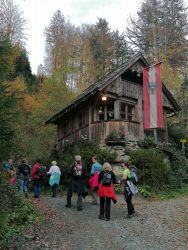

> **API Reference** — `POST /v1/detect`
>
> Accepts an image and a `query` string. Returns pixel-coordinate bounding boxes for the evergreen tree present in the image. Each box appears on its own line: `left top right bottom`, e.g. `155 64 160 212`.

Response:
44 10 66 74
126 0 188 66
88 18 114 78
111 30 129 66
14 48 37 85
160 0 188 66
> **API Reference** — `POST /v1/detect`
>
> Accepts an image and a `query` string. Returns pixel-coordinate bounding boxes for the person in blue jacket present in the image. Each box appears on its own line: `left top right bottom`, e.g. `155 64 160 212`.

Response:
89 156 102 205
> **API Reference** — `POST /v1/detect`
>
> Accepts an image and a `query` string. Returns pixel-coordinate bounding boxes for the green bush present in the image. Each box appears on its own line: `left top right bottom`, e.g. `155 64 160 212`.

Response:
166 147 188 188
138 185 152 197
127 139 188 194
106 131 127 141
168 124 188 157
0 174 38 249
137 137 157 148
128 148 170 190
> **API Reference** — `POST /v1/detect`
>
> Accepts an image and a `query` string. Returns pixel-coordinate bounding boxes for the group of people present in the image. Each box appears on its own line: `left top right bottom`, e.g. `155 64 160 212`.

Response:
3 155 138 220
31 160 61 198
64 155 138 220
3 159 61 198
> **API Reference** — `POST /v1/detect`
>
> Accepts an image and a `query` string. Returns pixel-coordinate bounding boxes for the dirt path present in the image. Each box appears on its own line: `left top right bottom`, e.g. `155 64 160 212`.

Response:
11 194 188 250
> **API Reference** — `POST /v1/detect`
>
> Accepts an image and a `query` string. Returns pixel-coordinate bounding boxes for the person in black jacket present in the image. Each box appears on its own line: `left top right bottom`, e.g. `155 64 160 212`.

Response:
17 159 31 197
65 155 87 211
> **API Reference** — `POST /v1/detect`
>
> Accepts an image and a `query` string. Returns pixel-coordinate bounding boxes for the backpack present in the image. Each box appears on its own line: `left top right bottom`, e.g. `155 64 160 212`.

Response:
102 171 112 186
126 180 138 195
73 162 83 177
38 165 46 179
129 166 138 185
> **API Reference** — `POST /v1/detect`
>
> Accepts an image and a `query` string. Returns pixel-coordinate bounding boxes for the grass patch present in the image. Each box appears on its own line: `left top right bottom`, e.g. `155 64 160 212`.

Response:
153 185 188 200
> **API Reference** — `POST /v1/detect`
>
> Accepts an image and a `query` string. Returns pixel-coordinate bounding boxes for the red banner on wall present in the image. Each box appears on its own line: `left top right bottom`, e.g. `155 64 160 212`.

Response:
143 63 164 129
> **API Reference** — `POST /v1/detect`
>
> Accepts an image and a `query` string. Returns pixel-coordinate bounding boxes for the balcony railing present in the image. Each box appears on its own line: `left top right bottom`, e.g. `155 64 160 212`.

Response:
57 120 142 147
91 120 141 142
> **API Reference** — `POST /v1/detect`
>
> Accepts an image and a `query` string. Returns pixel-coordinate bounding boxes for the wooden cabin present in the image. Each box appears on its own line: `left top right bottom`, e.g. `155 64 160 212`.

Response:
46 53 181 151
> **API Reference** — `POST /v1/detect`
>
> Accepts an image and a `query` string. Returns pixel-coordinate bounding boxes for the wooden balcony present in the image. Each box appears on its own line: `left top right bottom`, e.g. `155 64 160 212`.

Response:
57 120 142 149
91 120 142 142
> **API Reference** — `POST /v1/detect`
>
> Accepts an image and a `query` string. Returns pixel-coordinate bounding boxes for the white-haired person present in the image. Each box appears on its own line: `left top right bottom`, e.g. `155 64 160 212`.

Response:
98 162 117 221
47 161 61 197
65 155 87 211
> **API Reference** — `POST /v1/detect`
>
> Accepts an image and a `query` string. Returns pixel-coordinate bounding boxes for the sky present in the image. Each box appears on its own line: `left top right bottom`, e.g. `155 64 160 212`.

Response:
15 0 188 74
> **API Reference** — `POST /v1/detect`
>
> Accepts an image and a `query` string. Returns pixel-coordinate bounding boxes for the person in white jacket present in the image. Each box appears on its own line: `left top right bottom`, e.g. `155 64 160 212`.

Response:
47 161 61 197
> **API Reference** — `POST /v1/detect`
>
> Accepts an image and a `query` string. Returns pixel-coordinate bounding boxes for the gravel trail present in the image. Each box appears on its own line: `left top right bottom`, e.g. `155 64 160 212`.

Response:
11 194 188 250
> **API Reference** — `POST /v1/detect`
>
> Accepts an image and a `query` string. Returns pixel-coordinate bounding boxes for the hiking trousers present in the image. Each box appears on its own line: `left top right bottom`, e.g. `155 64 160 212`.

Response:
91 187 98 204
126 194 134 215
67 192 83 209
52 184 58 197
18 177 29 193
33 179 41 198
100 197 111 220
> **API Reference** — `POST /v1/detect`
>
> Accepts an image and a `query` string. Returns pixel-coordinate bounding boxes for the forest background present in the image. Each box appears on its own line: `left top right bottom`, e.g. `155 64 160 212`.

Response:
0 0 188 185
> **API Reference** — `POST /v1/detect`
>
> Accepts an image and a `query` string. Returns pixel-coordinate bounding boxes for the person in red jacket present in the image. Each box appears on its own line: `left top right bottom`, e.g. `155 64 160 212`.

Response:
32 160 42 198
98 162 117 221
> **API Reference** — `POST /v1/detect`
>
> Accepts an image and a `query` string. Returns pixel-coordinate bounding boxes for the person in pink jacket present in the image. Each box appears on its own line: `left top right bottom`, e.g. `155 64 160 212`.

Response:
89 156 102 205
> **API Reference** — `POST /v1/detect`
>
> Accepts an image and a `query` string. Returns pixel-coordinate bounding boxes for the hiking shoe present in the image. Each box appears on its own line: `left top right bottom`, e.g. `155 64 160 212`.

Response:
65 204 71 208
106 218 110 221
126 214 132 219
98 215 105 220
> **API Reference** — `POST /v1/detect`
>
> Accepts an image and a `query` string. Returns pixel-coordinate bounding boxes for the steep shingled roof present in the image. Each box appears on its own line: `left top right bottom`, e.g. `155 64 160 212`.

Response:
46 53 181 124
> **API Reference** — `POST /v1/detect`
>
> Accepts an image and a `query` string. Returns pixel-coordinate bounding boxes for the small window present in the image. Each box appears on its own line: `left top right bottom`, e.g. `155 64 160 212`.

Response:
107 102 114 120
97 101 114 121
120 103 126 119
128 105 134 121
98 106 105 120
